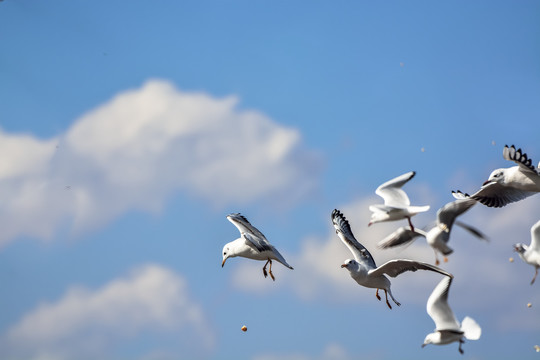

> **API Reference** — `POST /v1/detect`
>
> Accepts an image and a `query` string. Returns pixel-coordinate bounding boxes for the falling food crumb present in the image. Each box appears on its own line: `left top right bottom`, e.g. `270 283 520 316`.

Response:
421 147 425 152
509 257 514 262
527 303 532 308
241 325 247 332
491 140 496 146
535 345 540 352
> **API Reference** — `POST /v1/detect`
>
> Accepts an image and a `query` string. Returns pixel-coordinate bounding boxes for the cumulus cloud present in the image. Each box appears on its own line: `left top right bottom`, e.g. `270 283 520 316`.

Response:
0 264 214 360
0 80 321 247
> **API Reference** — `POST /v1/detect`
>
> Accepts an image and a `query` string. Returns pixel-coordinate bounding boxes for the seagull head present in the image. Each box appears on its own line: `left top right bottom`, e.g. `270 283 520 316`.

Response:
222 245 232 267
484 168 506 186
421 333 438 348
341 259 358 270
513 243 527 254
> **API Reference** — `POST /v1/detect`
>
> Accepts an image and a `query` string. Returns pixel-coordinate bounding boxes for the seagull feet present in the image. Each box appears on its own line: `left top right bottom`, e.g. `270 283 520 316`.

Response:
531 268 538 285
407 217 415 232
262 259 270 279
269 270 275 281
375 289 382 301
435 259 440 266
458 339 465 354
443 257 449 263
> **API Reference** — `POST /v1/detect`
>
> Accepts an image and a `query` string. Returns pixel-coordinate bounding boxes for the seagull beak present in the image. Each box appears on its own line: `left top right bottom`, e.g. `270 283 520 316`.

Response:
482 180 492 186
222 259 227 267
368 222 372 227
421 343 427 348
340 264 347 268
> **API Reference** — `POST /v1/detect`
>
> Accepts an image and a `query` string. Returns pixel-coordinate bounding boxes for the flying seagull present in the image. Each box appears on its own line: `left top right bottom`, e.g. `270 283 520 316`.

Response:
222 213 293 281
422 276 481 354
513 219 540 285
368 171 430 231
378 191 488 265
456 145 540 208
332 209 452 309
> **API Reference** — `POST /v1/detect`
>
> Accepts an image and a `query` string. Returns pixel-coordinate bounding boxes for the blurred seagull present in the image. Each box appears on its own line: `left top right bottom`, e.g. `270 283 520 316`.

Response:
332 209 452 309
422 276 481 354
368 171 430 231
456 145 540 208
222 213 293 281
378 191 488 265
513 219 540 285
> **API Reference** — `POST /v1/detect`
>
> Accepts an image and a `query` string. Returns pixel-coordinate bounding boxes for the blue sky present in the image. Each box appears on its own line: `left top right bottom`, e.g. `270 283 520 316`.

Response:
1 1 540 359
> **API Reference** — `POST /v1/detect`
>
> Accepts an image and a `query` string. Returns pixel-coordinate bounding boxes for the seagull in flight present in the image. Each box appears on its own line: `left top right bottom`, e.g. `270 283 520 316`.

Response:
422 276 481 354
456 145 540 208
513 219 540 285
368 171 430 231
332 209 452 309
222 213 293 281
378 191 488 265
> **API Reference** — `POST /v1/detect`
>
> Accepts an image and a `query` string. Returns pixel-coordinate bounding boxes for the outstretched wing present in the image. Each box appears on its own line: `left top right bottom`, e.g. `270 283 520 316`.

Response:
332 209 376 268
227 213 268 241
530 219 540 253
377 227 427 249
467 183 536 208
437 196 477 230
503 144 539 175
242 232 274 253
427 276 460 331
454 221 489 241
369 259 452 278
375 171 416 207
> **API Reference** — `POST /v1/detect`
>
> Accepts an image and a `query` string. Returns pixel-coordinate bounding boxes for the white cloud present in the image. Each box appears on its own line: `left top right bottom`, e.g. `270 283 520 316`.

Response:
0 79 322 247
0 264 214 360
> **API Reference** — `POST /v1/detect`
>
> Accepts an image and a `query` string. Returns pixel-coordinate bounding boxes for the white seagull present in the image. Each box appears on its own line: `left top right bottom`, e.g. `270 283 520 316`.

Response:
422 276 481 354
332 209 452 309
368 171 430 231
456 144 540 208
513 219 540 285
378 191 488 265
222 213 293 281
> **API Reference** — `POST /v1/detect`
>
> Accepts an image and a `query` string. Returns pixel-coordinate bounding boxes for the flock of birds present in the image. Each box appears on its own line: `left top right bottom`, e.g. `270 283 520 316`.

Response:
221 144 540 354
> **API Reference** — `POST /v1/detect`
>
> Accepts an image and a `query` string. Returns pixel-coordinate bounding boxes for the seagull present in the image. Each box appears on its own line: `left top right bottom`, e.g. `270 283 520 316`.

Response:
378 191 488 265
368 171 430 231
332 209 452 309
513 219 540 285
222 213 293 281
422 276 481 354
456 145 540 208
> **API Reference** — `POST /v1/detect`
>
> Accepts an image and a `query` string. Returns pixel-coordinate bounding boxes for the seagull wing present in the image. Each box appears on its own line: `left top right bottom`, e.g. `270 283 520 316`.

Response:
242 232 274 253
454 221 489 241
427 276 461 331
530 219 540 253
503 145 539 175
375 171 416 207
332 209 376 268
368 259 452 278
377 226 427 249
436 197 477 230
468 182 536 208
227 213 268 242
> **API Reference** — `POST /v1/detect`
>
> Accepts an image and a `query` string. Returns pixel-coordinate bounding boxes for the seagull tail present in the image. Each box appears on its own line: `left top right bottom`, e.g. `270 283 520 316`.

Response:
408 205 430 214
461 316 481 340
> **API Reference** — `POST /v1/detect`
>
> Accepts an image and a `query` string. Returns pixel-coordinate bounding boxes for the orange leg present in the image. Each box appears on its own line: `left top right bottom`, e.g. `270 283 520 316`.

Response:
384 290 392 309
375 289 382 301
